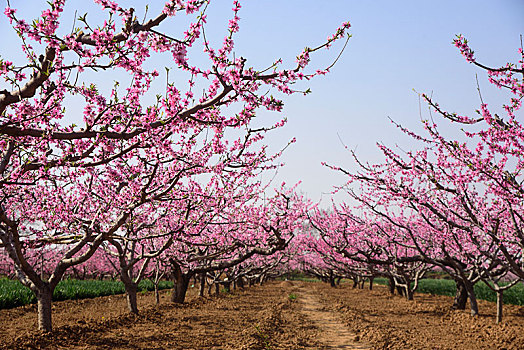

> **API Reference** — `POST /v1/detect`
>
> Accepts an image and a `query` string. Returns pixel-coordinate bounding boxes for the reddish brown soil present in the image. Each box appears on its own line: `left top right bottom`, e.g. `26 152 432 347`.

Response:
313 283 524 350
0 282 319 349
297 284 371 349
0 281 523 349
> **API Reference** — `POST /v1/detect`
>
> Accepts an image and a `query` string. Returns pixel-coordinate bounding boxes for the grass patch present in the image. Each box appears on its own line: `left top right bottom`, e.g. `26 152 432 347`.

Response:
0 278 173 309
279 273 319 283
374 278 524 306
288 293 297 301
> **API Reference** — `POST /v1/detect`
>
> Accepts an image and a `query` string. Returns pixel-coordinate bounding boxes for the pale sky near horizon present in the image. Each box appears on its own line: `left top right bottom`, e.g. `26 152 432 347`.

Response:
1 1 523 206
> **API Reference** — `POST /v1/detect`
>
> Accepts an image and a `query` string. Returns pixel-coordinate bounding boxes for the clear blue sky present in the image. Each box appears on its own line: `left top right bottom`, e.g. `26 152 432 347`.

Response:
2 1 523 205
231 1 524 204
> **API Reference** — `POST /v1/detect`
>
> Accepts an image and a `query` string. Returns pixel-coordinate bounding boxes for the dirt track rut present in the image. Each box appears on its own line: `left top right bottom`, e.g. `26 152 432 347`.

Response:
298 286 371 349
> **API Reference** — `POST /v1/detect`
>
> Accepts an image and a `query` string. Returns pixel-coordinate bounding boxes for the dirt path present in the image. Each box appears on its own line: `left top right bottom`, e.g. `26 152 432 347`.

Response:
297 286 371 349
1 281 523 349
313 283 524 350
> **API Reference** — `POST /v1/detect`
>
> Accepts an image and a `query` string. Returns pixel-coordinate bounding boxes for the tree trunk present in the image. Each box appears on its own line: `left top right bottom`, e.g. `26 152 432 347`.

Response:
36 287 53 332
171 274 189 303
388 276 395 295
215 282 220 295
171 275 189 303
154 285 160 305
199 274 206 297
330 277 336 288
124 283 139 314
396 285 404 296
169 259 190 304
452 280 467 310
496 290 503 324
352 278 358 289
336 277 342 285
468 293 479 317
463 280 479 316
406 287 414 301
369 277 374 291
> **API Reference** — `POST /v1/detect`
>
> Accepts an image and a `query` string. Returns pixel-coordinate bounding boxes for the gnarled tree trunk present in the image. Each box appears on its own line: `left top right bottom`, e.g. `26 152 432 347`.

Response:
452 279 467 310
387 276 395 295
406 287 414 301
463 279 479 316
170 260 191 304
237 276 245 289
396 285 405 296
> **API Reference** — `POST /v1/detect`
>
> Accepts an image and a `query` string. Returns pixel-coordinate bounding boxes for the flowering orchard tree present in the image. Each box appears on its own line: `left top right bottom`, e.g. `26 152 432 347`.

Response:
326 37 523 321
0 0 351 331
102 212 182 314
240 230 312 284
192 224 311 297
162 184 310 303
295 233 347 286
192 238 302 296
422 36 524 281
102 171 276 312
92 172 247 313
307 207 427 296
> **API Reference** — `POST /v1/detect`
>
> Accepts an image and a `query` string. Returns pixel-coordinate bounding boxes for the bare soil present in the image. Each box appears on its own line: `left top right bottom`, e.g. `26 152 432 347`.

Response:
297 285 371 349
313 282 524 350
0 281 523 349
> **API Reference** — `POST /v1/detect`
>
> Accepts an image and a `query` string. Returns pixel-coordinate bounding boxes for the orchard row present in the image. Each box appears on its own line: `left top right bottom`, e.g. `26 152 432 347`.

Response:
0 0 349 332
303 36 524 324
0 0 522 335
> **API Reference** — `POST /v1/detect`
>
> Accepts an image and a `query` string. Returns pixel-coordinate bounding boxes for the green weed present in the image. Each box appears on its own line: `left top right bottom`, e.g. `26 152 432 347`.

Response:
254 325 272 350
